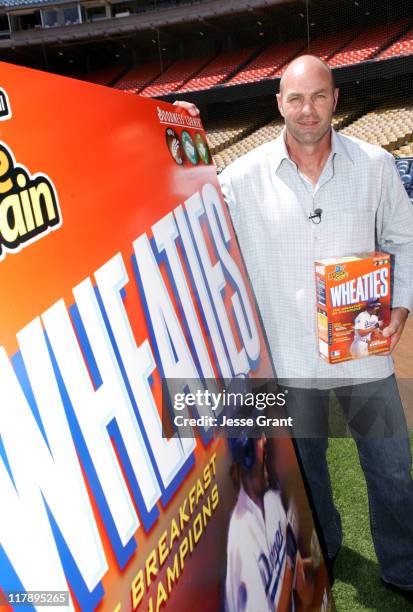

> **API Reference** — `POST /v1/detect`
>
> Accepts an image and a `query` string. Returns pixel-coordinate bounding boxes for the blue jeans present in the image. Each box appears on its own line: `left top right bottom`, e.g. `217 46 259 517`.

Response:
284 375 413 589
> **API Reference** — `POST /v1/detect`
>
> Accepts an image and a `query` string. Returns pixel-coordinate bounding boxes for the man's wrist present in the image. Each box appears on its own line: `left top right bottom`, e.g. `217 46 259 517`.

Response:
391 306 409 313
391 304 410 314
391 306 409 320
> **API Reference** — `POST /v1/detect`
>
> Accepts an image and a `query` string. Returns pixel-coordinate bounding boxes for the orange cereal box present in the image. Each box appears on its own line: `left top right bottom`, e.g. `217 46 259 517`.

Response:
314 252 391 363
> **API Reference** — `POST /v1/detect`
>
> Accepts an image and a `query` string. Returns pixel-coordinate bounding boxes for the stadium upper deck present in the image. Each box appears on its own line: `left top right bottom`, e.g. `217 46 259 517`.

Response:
100 20 413 98
0 0 289 45
0 0 412 107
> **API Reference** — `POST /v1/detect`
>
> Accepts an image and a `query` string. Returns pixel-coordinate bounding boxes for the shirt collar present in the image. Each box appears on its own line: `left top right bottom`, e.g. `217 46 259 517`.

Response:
269 127 354 172
331 128 354 164
269 128 290 171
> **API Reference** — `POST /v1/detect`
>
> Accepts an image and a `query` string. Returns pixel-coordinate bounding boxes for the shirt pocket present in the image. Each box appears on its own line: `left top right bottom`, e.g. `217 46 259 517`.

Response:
325 210 376 256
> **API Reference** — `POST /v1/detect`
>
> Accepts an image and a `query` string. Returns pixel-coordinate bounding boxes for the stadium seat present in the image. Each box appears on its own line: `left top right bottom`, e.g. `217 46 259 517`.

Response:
394 158 413 202
401 174 412 187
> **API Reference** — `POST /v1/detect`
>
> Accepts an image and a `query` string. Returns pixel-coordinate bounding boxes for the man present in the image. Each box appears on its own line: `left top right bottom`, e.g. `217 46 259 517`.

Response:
350 298 384 358
225 436 313 611
175 54 413 597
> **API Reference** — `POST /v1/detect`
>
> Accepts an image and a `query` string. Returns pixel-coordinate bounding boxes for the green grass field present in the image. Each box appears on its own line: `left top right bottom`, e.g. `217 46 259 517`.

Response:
327 437 413 612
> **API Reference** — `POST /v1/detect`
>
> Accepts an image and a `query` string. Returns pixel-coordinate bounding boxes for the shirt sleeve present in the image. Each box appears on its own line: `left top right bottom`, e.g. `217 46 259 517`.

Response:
376 154 413 313
218 170 238 213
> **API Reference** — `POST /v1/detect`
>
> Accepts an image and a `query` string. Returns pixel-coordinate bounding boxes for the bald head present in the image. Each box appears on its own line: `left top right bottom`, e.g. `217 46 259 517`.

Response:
279 55 334 95
276 54 338 147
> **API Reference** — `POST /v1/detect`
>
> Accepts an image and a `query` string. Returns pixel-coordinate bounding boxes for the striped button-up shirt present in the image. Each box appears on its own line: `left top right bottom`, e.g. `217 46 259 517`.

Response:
219 129 413 387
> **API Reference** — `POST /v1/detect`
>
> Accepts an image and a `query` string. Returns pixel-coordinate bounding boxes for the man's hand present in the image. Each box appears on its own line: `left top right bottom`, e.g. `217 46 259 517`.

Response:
173 100 200 117
382 307 409 352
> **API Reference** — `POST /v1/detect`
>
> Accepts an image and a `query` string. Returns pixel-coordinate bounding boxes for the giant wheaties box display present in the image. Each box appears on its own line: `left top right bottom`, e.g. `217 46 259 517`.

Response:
0 62 333 612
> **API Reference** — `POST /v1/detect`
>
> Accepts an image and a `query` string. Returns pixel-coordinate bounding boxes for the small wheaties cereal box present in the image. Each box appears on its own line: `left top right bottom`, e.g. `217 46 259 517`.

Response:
315 252 391 363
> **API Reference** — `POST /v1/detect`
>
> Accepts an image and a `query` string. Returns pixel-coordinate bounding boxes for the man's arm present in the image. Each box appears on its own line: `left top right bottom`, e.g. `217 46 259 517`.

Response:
353 313 377 337
376 155 413 351
357 326 378 337
354 317 382 337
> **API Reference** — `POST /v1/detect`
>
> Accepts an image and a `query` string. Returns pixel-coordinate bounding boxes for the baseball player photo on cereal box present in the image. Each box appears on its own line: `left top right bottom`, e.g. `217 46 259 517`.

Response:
224 436 332 612
315 252 391 364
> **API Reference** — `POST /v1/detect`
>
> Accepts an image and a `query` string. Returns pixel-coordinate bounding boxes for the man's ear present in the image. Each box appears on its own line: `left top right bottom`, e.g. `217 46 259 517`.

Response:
276 93 284 118
333 87 339 112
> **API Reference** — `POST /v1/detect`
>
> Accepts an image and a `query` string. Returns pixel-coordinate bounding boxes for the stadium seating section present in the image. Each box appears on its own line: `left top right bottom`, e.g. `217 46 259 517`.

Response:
178 48 257 92
340 102 413 151
114 60 173 93
205 105 413 195
227 39 305 86
305 31 355 62
377 25 413 60
139 55 214 97
327 20 409 67
83 65 125 86
85 18 413 94
207 108 362 171
211 120 284 172
78 20 413 197
394 158 413 202
394 142 413 156
205 116 268 155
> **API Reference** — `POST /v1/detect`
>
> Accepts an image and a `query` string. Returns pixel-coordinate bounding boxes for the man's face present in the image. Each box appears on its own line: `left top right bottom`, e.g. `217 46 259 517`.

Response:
277 62 338 146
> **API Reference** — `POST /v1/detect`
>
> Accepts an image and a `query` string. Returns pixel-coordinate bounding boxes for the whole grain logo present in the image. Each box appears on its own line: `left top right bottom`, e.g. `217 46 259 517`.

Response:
0 141 61 261
0 88 11 121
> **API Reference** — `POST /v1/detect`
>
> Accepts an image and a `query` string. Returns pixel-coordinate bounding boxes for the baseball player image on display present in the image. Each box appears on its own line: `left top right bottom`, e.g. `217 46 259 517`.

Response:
225 437 315 612
350 298 384 358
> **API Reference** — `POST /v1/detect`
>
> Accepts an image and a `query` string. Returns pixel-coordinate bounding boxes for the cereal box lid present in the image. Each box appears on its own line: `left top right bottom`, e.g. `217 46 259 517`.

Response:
315 251 389 266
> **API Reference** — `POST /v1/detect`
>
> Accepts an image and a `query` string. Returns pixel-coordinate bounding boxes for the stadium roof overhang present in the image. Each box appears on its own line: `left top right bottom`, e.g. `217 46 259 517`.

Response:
0 0 298 48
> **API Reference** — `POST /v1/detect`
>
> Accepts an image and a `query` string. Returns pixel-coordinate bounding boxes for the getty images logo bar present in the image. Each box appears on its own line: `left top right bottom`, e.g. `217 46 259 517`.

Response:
0 88 11 120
